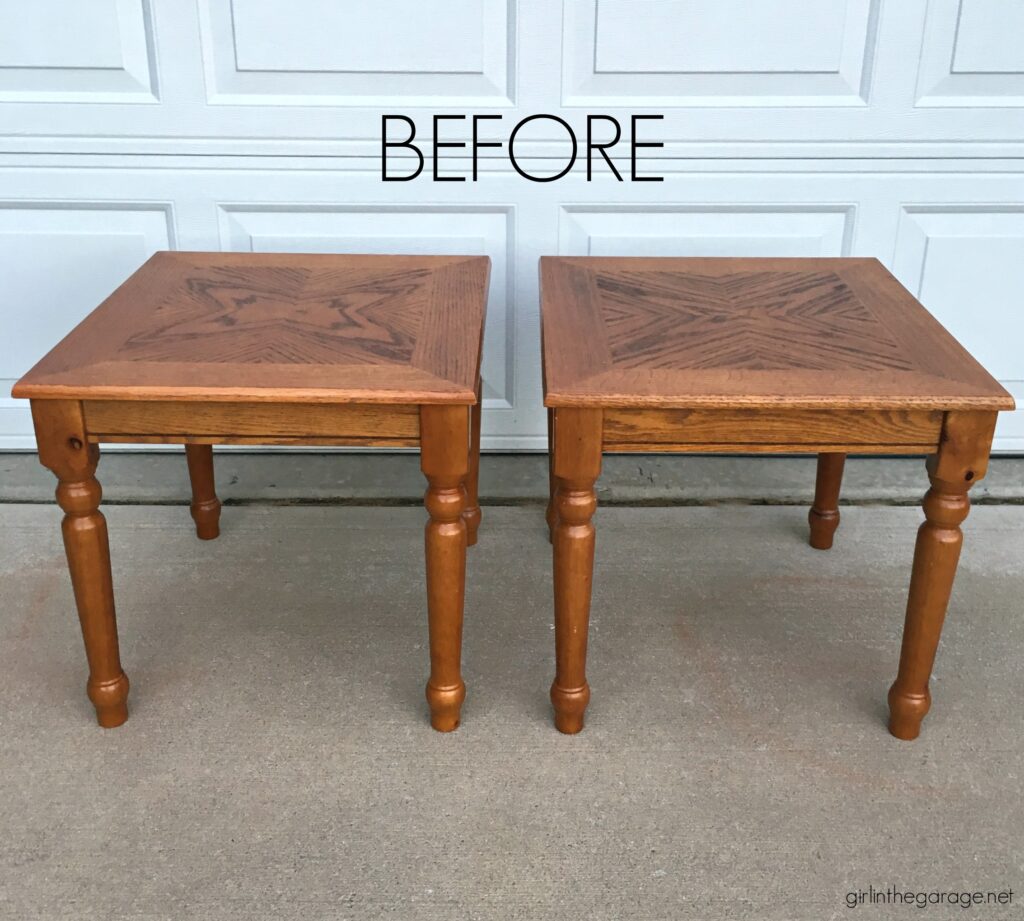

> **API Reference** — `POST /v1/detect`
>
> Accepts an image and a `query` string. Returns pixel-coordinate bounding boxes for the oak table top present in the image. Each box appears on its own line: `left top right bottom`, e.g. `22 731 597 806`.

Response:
14 251 489 733
14 251 490 405
540 256 1013 411
540 255 1012 742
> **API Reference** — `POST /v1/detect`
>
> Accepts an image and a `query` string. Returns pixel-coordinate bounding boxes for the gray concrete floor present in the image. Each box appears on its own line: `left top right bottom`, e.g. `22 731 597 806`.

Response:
1 501 1021 919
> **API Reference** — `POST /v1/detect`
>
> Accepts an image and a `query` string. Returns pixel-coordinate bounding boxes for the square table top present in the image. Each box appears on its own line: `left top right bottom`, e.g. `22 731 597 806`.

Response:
13 251 490 405
540 256 1013 411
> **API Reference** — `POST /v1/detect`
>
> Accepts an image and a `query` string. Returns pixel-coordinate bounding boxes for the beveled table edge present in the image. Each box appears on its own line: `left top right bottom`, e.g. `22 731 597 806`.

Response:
543 393 1016 411
12 383 478 405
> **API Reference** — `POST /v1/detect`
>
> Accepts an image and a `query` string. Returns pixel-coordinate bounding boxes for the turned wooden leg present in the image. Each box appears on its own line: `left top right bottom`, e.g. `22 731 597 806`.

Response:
463 378 482 547
888 412 996 741
808 452 846 550
550 408 602 733
31 400 129 728
420 404 470 732
545 407 558 542
185 444 221 540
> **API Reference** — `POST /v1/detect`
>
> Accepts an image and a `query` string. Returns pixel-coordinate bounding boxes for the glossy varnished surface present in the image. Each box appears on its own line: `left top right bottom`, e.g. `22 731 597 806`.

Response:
13 252 490 404
541 257 1013 410
15 252 488 732
541 255 1010 740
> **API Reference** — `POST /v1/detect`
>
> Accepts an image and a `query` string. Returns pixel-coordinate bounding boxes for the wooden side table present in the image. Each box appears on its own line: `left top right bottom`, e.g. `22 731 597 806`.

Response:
540 256 1014 740
12 251 490 732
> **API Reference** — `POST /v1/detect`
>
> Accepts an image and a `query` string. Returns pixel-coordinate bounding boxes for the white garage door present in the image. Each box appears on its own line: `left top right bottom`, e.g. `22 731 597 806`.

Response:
1 0 1021 450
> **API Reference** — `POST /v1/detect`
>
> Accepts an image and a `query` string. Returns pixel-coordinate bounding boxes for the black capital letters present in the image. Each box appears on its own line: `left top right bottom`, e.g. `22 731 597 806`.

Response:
471 114 503 181
509 114 578 183
381 115 424 181
631 115 664 182
433 115 467 182
586 115 623 181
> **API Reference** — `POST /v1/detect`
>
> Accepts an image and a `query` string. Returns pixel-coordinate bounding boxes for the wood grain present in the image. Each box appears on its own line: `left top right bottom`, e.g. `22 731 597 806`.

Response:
16 254 489 731
463 376 483 546
596 267 913 372
888 411 997 740
540 256 1011 740
545 406 558 541
90 434 419 447
541 257 1014 411
420 404 470 733
603 408 943 450
84 400 420 442
31 400 130 728
550 407 602 735
13 251 490 405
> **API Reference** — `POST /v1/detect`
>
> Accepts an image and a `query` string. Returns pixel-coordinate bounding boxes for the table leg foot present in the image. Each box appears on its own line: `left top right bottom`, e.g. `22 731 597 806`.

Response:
89 674 131 728
550 683 590 734
887 480 968 741
425 681 466 732
887 686 929 741
887 412 994 741
32 400 131 728
550 409 601 733
421 405 470 732
808 452 845 550
185 444 221 540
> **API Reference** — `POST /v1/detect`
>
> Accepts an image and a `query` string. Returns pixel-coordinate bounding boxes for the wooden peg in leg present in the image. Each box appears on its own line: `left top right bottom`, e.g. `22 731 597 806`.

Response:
888 412 996 740
32 400 129 728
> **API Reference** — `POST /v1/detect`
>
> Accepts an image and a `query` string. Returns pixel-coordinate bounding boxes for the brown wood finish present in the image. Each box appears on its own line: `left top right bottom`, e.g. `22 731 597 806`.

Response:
30 400 130 727
808 453 846 550
540 256 1013 739
463 376 483 546
13 252 489 404
603 441 928 455
420 404 470 732
550 407 602 734
542 257 1014 411
603 408 942 452
14 252 490 730
185 444 221 541
545 407 558 542
92 434 413 447
84 400 420 444
888 411 997 740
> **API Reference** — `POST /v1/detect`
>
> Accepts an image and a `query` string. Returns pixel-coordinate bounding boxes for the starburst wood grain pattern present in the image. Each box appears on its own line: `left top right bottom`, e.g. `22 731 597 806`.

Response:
14 252 489 733
13 251 490 404
541 257 1013 410
541 255 1012 740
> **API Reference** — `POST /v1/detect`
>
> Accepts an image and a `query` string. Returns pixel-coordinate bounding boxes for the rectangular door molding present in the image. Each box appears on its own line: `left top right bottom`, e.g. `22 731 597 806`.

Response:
563 0 881 106
0 0 1023 149
0 1 1021 452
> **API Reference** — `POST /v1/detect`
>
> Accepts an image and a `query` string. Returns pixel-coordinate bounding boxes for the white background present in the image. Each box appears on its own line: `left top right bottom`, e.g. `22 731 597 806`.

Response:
1 0 1021 450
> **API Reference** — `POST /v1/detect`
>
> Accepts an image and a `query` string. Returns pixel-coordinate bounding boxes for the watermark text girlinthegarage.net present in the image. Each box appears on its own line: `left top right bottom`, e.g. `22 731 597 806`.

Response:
845 885 1013 910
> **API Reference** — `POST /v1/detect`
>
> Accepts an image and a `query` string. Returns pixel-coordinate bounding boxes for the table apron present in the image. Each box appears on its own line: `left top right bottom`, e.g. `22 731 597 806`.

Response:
82 400 421 447
602 408 944 454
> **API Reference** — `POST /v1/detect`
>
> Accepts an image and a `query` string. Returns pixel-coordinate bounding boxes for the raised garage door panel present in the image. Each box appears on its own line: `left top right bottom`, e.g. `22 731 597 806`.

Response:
0 0 157 103
200 0 512 105
0 0 1020 450
917 0 1024 105
574 0 876 105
